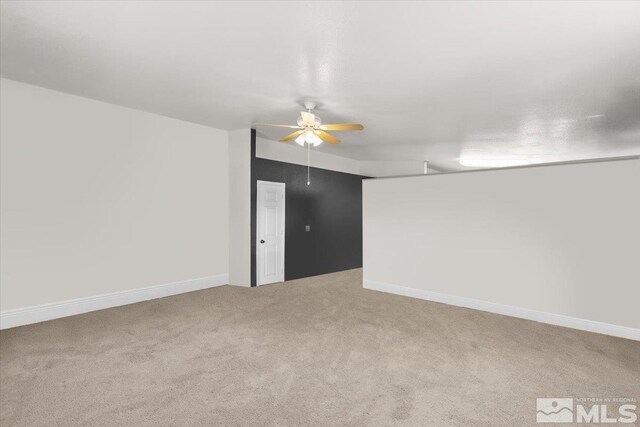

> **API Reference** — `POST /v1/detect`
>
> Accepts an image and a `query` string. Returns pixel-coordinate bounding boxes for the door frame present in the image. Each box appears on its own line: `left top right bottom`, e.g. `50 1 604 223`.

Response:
256 180 286 286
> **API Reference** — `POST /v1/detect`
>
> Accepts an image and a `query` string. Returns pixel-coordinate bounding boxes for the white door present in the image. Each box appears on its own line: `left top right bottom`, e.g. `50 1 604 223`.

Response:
257 181 285 286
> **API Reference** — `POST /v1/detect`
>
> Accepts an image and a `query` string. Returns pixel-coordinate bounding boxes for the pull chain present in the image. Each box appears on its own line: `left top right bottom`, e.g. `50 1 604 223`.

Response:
307 142 310 186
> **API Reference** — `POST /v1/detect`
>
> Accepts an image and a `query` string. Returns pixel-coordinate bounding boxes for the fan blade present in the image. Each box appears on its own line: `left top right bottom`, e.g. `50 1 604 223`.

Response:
254 123 302 129
280 130 304 142
319 123 364 131
314 130 340 144
300 111 315 125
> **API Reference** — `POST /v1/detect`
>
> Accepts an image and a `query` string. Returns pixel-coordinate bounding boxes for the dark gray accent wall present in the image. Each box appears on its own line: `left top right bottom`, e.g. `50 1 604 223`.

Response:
250 131 363 285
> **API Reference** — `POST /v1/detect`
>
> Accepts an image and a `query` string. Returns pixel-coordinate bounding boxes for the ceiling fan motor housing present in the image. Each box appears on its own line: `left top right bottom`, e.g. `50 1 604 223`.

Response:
297 114 321 128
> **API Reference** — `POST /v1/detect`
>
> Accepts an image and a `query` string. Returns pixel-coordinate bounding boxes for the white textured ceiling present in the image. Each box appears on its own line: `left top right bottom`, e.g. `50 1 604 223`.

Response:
1 1 639 171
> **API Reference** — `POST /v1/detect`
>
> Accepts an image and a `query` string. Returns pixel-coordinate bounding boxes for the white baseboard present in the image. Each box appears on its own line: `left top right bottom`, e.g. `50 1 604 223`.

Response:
0 274 229 330
363 279 640 341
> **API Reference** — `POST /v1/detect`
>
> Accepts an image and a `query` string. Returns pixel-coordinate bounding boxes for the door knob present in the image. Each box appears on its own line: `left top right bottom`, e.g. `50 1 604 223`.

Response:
260 240 265 243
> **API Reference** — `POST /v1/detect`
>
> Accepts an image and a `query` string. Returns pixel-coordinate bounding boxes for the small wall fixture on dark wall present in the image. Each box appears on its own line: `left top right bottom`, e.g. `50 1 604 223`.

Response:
250 130 364 286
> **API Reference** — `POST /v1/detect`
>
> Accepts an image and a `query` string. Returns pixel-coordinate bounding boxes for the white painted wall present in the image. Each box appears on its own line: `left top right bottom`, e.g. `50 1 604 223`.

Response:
363 159 640 333
256 136 440 177
360 160 433 178
228 129 251 286
256 136 362 175
0 78 229 312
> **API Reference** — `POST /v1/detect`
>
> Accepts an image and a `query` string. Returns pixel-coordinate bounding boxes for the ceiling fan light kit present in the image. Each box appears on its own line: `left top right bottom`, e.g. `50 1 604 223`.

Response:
295 129 323 146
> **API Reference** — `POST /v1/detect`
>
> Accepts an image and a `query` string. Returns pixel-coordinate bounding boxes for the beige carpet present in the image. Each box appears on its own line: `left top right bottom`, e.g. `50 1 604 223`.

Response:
1 269 638 426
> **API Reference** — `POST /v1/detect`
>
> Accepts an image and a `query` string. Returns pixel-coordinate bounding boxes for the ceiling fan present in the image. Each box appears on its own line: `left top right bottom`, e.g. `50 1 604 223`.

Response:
255 102 364 146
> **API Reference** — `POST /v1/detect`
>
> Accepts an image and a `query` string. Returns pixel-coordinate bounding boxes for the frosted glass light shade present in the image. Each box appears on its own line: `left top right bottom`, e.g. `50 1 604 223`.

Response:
294 130 323 146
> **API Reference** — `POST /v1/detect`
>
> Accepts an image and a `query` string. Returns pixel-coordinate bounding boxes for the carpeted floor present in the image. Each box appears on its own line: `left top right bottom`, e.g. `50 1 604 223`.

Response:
1 269 638 426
